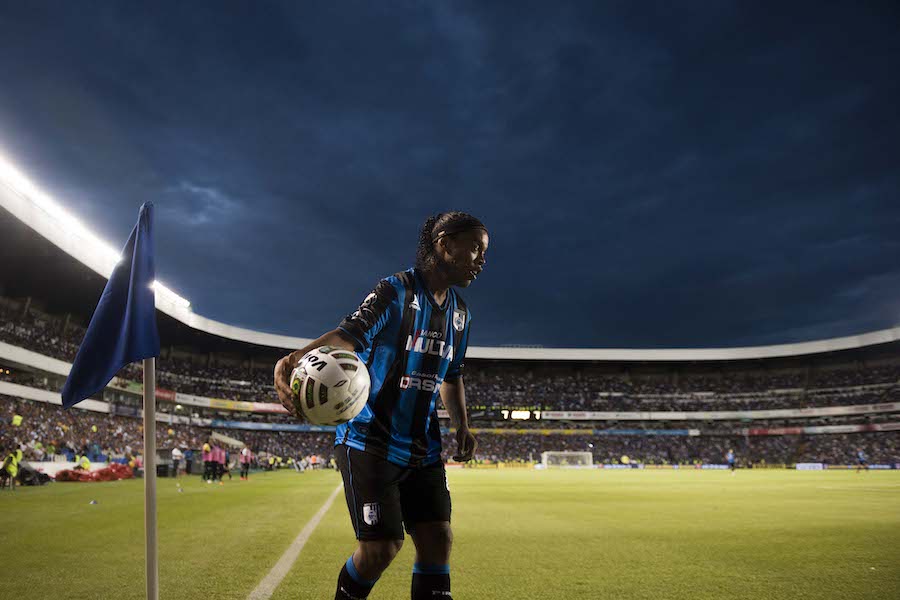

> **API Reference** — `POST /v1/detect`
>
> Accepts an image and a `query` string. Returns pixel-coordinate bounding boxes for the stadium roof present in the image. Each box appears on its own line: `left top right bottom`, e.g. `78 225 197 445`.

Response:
2 151 898 362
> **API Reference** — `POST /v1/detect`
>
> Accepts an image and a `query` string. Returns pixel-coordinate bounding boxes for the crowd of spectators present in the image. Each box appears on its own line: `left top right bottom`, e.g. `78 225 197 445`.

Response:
446 430 900 465
4 395 898 469
469 412 899 431
0 394 201 462
797 432 900 464
0 396 332 465
3 298 900 414
3 297 900 468
0 302 82 364
463 367 900 412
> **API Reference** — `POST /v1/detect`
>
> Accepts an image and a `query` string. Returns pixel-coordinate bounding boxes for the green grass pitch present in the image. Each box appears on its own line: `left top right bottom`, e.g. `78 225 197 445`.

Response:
1 468 898 599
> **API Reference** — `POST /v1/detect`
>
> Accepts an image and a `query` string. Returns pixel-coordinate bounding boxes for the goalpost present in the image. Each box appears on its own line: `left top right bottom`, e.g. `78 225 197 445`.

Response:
540 451 594 468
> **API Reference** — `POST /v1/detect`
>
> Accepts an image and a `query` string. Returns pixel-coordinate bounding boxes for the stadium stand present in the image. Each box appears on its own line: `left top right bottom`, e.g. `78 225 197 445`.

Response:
1 197 899 472
4 390 898 467
2 300 899 467
2 296 899 412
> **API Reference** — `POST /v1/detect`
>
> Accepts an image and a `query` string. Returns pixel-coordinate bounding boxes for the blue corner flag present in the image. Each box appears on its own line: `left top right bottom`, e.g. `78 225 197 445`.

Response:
61 202 161 408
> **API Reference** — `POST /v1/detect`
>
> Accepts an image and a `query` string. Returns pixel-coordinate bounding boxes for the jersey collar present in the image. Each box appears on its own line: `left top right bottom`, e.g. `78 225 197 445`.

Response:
412 268 451 312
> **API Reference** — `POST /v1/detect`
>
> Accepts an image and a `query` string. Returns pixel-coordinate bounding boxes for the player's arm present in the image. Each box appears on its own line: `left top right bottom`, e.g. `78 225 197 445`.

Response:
441 377 476 462
274 329 356 414
275 278 397 414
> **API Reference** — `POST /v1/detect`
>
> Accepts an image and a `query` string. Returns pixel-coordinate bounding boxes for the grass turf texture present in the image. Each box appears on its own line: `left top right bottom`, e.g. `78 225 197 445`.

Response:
1 469 898 599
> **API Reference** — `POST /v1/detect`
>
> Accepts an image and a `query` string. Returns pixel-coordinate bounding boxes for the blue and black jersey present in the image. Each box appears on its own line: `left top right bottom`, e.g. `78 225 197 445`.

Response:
335 268 470 468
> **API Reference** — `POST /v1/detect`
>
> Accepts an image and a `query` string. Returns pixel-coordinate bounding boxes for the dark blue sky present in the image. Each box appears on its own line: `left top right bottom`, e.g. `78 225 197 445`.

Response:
1 2 898 348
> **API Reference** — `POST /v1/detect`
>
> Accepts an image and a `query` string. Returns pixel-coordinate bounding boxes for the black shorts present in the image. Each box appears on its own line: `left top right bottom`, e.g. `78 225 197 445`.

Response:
335 444 451 541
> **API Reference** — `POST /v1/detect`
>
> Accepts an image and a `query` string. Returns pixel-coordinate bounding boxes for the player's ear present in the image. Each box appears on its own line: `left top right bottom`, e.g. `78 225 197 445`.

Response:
436 236 453 259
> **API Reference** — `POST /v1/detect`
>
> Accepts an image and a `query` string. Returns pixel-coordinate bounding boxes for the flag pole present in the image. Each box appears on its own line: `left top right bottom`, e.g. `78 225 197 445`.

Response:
143 357 159 600
58 201 160 598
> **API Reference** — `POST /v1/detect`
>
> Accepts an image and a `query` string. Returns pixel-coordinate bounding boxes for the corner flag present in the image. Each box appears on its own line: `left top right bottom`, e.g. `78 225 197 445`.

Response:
61 202 160 408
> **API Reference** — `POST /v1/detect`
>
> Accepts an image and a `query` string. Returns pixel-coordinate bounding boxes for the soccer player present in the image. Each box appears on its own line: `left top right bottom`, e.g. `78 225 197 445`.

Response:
202 439 213 483
240 445 252 480
855 447 868 473
172 446 183 478
726 449 735 474
184 447 194 476
275 212 487 600
213 442 226 484
1 448 19 491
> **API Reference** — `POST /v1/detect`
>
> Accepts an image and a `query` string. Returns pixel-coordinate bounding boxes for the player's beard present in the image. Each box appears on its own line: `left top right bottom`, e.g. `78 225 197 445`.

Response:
435 254 473 287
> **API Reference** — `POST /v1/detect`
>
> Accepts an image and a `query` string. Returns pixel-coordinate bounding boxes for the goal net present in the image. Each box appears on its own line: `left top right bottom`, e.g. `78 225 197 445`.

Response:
540 451 593 468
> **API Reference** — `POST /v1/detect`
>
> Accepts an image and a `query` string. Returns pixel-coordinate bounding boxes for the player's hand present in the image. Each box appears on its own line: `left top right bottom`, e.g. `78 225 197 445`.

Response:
274 355 301 419
452 426 476 462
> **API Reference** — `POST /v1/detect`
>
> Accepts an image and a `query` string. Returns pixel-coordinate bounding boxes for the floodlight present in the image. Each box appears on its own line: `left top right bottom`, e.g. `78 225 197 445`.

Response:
0 147 191 311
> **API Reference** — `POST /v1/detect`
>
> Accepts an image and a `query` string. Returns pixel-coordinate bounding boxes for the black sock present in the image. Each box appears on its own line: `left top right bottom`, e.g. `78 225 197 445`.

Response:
335 557 376 600
411 564 451 599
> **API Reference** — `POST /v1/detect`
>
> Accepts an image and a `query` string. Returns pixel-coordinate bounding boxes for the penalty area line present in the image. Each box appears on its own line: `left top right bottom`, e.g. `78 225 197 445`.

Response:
247 482 344 600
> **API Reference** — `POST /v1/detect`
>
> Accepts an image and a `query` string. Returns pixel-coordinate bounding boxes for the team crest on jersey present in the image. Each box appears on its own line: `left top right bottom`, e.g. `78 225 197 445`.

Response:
363 502 380 526
453 308 466 332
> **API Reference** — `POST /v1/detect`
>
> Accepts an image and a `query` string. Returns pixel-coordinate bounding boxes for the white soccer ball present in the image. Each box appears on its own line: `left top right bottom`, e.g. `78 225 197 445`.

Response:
289 346 370 425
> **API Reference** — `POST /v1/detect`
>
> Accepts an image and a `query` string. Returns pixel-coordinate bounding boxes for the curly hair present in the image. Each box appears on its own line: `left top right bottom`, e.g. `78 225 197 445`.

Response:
415 211 486 272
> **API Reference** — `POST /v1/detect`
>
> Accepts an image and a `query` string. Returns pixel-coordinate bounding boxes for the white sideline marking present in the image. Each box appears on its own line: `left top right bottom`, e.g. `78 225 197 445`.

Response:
247 483 344 600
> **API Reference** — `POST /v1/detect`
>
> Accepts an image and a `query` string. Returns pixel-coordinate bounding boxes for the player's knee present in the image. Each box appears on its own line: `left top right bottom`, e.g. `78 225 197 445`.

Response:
416 522 453 562
384 538 404 559
434 523 453 553
359 539 403 572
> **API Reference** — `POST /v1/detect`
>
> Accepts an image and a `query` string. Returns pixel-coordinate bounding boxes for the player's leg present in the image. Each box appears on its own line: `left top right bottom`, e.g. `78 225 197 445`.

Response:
334 445 406 600
409 522 453 599
401 461 453 600
342 539 403 591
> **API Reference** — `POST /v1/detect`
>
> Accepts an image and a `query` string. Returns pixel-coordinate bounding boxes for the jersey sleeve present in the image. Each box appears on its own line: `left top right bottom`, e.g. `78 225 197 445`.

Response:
337 279 399 352
446 308 470 381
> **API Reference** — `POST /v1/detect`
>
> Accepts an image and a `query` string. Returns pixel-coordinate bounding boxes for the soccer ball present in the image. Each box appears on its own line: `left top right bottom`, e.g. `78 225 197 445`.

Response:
289 346 370 425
